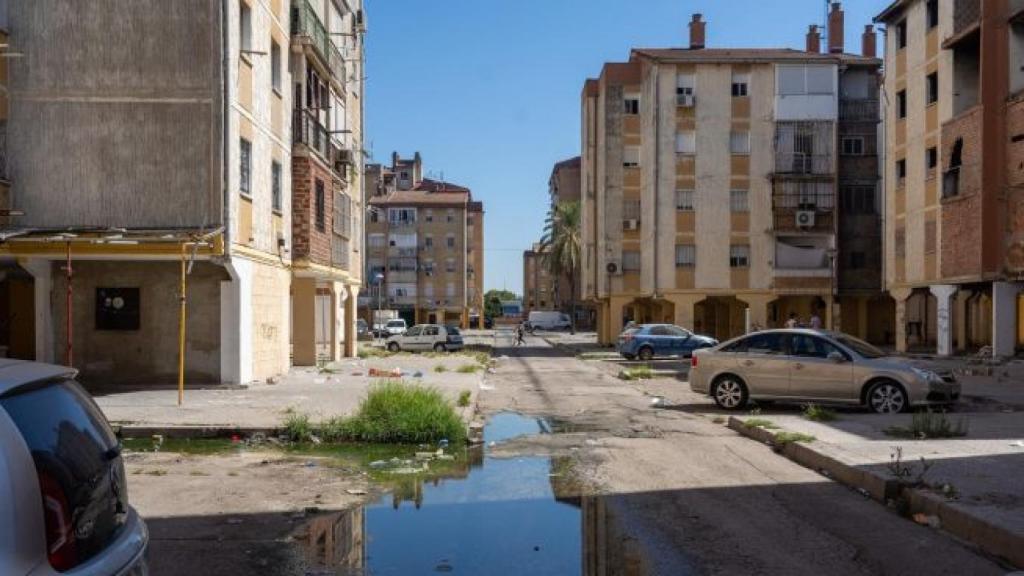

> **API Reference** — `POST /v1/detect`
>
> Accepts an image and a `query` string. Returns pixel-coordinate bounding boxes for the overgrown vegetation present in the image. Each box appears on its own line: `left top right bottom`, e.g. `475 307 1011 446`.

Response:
456 364 482 374
434 364 447 373
802 403 838 422
618 366 654 381
457 390 472 407
884 411 968 440
743 418 780 430
280 381 466 445
773 431 816 445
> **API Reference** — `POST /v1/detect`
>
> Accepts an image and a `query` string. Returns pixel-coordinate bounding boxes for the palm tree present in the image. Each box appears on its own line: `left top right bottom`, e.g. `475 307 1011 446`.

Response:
539 200 582 334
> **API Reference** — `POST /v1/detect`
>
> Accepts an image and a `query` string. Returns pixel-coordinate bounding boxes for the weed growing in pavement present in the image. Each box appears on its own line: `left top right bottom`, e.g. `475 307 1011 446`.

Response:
773 432 816 446
619 366 654 381
319 416 348 442
743 418 780 430
887 446 934 486
283 411 314 442
748 406 763 416
456 364 482 374
434 364 448 373
342 381 466 444
146 469 168 476
884 411 968 439
711 416 726 424
802 403 838 422
457 390 472 407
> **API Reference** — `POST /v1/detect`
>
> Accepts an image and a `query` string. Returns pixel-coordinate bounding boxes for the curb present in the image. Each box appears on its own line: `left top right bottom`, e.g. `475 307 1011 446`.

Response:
728 416 1024 568
115 425 280 439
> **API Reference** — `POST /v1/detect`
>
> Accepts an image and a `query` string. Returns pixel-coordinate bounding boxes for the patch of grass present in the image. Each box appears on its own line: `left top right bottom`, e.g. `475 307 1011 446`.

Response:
318 416 348 443
341 381 466 444
711 416 726 424
619 366 654 381
146 469 168 476
470 351 492 366
358 345 392 359
743 418 780 430
189 470 209 477
802 403 838 422
227 471 239 477
283 411 314 442
774 432 816 445
884 411 968 440
457 390 472 407
434 364 448 373
456 364 481 374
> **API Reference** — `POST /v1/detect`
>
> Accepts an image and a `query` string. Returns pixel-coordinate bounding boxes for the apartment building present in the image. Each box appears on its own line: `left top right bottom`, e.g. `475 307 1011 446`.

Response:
523 243 557 313
0 0 364 385
364 153 484 327
875 0 1024 357
581 6 888 345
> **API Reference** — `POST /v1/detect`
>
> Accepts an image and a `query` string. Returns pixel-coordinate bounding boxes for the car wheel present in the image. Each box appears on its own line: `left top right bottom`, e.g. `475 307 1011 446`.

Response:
867 380 908 414
387 342 400 353
621 353 636 361
433 343 446 353
712 376 748 410
637 347 654 361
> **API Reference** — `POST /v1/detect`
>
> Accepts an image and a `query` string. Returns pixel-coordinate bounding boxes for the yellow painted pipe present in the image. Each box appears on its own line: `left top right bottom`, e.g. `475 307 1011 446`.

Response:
177 243 187 406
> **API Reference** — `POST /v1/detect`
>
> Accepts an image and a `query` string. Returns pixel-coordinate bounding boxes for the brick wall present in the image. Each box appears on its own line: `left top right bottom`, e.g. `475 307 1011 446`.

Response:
1007 98 1024 272
940 107 984 279
292 155 334 265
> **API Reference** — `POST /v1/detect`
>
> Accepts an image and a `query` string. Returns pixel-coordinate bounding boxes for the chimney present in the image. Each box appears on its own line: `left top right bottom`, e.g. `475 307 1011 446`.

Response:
806 25 821 53
827 2 844 54
862 24 877 58
688 14 705 50
391 151 399 169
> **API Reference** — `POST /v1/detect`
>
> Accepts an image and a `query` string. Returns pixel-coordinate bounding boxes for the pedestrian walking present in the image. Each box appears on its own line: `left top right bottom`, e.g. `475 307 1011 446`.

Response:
809 311 822 330
784 312 799 329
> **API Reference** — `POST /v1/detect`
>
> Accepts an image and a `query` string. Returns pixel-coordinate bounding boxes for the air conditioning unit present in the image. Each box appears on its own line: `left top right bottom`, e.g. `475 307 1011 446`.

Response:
677 94 696 107
796 210 816 228
605 261 622 275
623 219 639 231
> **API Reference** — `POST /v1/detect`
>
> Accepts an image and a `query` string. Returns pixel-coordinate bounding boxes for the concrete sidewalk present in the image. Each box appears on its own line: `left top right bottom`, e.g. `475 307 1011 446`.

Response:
95 352 489 433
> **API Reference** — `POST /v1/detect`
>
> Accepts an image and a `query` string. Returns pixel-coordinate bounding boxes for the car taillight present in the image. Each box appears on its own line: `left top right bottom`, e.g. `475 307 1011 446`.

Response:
691 355 698 368
622 333 634 342
38 472 78 571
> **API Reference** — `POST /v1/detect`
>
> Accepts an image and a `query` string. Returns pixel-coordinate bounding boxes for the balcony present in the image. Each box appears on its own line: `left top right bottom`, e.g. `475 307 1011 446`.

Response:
953 0 980 37
290 0 346 83
331 235 350 270
293 108 331 161
388 246 417 258
387 270 417 284
773 153 834 176
0 123 7 182
942 167 960 199
838 99 879 122
773 209 834 233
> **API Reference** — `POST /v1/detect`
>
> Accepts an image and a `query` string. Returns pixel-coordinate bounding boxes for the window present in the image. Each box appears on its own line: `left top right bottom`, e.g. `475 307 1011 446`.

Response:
423 261 435 275
271 40 281 91
841 186 876 215
271 161 282 211
729 245 750 268
425 209 433 223
778 65 834 95
896 19 907 49
675 189 694 211
622 250 641 272
675 244 695 267
622 199 641 220
446 209 454 223
926 147 938 176
314 179 326 231
927 0 938 29
446 282 456 297
790 334 844 359
425 235 434 248
445 258 455 273
388 207 417 224
676 74 695 104
730 190 749 212
239 138 251 195
623 146 640 167
240 1 252 53
896 90 907 119
731 73 749 97
926 72 938 105
446 235 455 249
896 159 907 183
368 233 385 248
405 326 423 338
675 131 696 154
729 131 750 155
841 136 864 155
925 219 937 254
849 251 866 269
724 332 785 355
624 96 640 115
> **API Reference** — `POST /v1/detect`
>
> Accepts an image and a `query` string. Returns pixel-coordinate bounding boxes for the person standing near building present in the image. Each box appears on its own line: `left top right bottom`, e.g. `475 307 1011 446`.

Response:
785 313 799 329
809 311 822 330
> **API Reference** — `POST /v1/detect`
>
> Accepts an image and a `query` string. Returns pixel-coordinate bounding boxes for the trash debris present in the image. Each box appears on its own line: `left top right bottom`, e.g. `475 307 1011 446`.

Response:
438 439 450 448
351 371 364 376
650 396 665 406
310 435 322 445
304 461 317 468
912 513 941 528
369 460 387 468
231 434 241 444
266 376 279 385
413 371 424 378
346 489 367 495
1010 440 1024 448
856 488 870 498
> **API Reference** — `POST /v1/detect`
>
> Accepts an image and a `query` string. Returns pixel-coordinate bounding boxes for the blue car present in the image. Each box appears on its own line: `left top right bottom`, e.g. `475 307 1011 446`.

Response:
617 324 718 361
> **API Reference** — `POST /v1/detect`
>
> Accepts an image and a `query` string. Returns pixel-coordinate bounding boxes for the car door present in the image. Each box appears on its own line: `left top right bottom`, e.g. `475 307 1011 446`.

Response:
666 326 692 357
728 332 791 397
422 325 441 349
649 326 673 356
788 334 855 401
402 325 423 350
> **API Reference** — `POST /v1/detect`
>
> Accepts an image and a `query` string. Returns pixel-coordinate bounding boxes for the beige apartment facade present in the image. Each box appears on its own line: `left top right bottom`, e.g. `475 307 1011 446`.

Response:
583 9 887 345
364 153 484 328
876 0 1024 356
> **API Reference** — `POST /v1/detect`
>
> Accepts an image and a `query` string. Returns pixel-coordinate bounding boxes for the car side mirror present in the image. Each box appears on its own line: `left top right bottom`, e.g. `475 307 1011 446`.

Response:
827 351 846 363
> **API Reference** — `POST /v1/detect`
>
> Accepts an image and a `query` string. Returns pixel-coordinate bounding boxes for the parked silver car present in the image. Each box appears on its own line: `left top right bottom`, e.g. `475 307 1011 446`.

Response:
0 360 148 575
386 324 464 353
690 329 960 414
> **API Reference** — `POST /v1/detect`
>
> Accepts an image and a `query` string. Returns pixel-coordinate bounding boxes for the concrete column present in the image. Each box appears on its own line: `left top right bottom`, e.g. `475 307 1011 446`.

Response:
929 284 957 357
954 290 972 352
292 277 317 366
607 297 630 345
891 287 912 354
18 258 55 364
344 285 359 357
736 294 772 333
993 282 1022 358
221 259 254 384
330 282 344 362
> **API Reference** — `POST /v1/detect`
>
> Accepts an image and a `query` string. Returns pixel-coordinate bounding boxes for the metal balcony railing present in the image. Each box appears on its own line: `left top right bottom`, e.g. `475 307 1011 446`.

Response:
774 153 834 175
838 99 879 122
773 209 835 233
293 109 331 161
953 0 981 36
291 0 346 82
331 235 350 270
0 124 7 182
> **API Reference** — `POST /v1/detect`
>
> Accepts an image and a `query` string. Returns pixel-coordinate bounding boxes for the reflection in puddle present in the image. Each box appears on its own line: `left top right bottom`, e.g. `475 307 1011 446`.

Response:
297 413 644 575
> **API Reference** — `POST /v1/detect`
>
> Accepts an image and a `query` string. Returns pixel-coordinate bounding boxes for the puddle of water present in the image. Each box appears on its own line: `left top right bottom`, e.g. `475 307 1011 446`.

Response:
483 412 546 444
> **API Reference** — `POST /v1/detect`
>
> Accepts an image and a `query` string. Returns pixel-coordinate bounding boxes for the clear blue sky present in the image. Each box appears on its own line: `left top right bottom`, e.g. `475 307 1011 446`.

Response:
364 0 885 295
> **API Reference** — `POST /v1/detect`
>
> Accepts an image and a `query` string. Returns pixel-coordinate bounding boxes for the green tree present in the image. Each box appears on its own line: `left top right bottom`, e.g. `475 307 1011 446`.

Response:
540 200 582 334
484 289 517 319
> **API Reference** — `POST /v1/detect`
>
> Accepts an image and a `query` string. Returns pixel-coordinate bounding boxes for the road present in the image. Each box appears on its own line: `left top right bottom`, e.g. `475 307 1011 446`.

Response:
482 331 1008 575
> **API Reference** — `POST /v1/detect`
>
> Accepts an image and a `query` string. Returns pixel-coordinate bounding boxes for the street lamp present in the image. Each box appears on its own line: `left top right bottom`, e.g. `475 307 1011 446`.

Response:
374 272 385 344
826 247 837 330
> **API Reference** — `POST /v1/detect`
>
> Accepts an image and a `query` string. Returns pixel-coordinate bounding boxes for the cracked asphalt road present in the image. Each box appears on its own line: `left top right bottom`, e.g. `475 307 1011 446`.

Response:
481 331 1008 575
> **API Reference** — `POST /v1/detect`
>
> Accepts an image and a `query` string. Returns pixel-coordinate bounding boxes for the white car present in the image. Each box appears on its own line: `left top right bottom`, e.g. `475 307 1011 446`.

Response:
384 318 408 336
527 310 571 331
387 324 464 353
1 360 149 575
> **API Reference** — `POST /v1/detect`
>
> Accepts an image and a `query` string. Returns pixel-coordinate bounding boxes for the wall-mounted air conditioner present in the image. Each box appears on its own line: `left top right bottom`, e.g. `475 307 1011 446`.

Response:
796 210 816 228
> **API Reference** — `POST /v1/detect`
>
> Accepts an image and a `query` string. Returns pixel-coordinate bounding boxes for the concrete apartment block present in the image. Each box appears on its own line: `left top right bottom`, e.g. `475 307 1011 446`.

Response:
875 0 1024 357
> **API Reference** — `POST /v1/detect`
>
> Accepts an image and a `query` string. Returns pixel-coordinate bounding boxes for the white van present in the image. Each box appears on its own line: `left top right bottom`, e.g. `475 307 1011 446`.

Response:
528 311 571 331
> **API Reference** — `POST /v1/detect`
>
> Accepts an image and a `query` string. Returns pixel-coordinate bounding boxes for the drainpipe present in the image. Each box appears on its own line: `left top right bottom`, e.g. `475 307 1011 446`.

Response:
221 0 232 254
178 242 188 406
650 60 660 302
65 242 72 367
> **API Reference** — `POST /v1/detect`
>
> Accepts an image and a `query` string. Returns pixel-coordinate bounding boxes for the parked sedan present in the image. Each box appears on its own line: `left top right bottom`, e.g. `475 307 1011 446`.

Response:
617 324 718 361
1 360 149 575
386 324 464 353
690 329 960 414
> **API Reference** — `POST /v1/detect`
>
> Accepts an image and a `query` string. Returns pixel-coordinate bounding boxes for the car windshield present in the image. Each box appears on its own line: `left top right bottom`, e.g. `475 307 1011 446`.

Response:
447 327 461 336
387 320 404 327
834 334 887 359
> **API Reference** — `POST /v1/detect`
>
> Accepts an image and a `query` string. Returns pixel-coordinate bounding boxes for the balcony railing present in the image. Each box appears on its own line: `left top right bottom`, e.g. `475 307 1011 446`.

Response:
839 99 879 122
0 123 7 182
293 108 332 161
953 0 981 36
774 153 834 175
773 209 835 233
388 246 417 258
291 0 346 82
331 235 350 270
